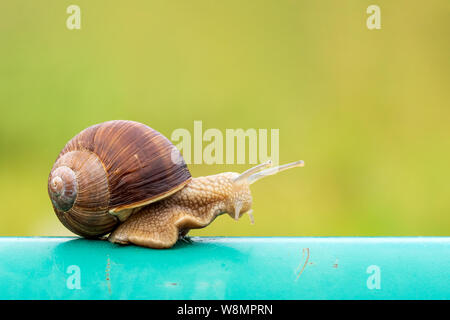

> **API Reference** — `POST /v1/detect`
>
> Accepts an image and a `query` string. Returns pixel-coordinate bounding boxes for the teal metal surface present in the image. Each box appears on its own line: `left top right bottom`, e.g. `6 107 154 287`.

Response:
0 237 448 300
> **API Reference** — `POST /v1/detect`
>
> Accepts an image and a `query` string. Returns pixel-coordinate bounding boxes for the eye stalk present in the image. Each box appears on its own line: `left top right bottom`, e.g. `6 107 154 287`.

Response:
248 160 304 184
230 159 304 224
233 160 273 184
233 160 304 185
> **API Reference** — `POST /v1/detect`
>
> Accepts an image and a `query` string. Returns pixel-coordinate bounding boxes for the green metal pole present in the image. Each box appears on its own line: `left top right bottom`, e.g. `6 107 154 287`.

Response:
0 237 448 299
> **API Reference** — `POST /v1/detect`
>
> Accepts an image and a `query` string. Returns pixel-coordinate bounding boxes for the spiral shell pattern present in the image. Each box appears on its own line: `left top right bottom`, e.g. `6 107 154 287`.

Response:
48 120 191 237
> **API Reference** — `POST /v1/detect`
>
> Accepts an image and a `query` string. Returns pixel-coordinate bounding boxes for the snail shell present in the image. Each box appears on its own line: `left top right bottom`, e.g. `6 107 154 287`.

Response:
48 120 192 237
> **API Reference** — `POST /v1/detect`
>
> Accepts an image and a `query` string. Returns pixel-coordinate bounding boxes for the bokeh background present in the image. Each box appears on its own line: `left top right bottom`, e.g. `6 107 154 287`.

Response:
1 1 449 237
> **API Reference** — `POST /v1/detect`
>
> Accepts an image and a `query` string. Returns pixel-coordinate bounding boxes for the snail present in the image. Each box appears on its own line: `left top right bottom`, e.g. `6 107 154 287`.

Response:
48 120 304 249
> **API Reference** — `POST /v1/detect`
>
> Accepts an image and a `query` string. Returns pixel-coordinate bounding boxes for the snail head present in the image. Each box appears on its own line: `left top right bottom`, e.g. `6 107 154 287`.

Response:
227 159 304 224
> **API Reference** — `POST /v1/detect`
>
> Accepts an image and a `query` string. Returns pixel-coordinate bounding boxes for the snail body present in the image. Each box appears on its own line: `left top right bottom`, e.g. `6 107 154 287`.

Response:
48 120 303 248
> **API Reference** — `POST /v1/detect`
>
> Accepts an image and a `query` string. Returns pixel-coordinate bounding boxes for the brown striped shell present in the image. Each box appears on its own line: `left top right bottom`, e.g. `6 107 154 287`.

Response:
48 120 192 237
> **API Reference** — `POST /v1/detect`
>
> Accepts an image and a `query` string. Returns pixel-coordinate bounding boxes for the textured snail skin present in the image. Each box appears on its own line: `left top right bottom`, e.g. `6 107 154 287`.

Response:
108 172 253 249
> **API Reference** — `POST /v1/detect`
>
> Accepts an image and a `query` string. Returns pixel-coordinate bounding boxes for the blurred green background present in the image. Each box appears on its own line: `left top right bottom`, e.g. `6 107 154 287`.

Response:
0 1 449 237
